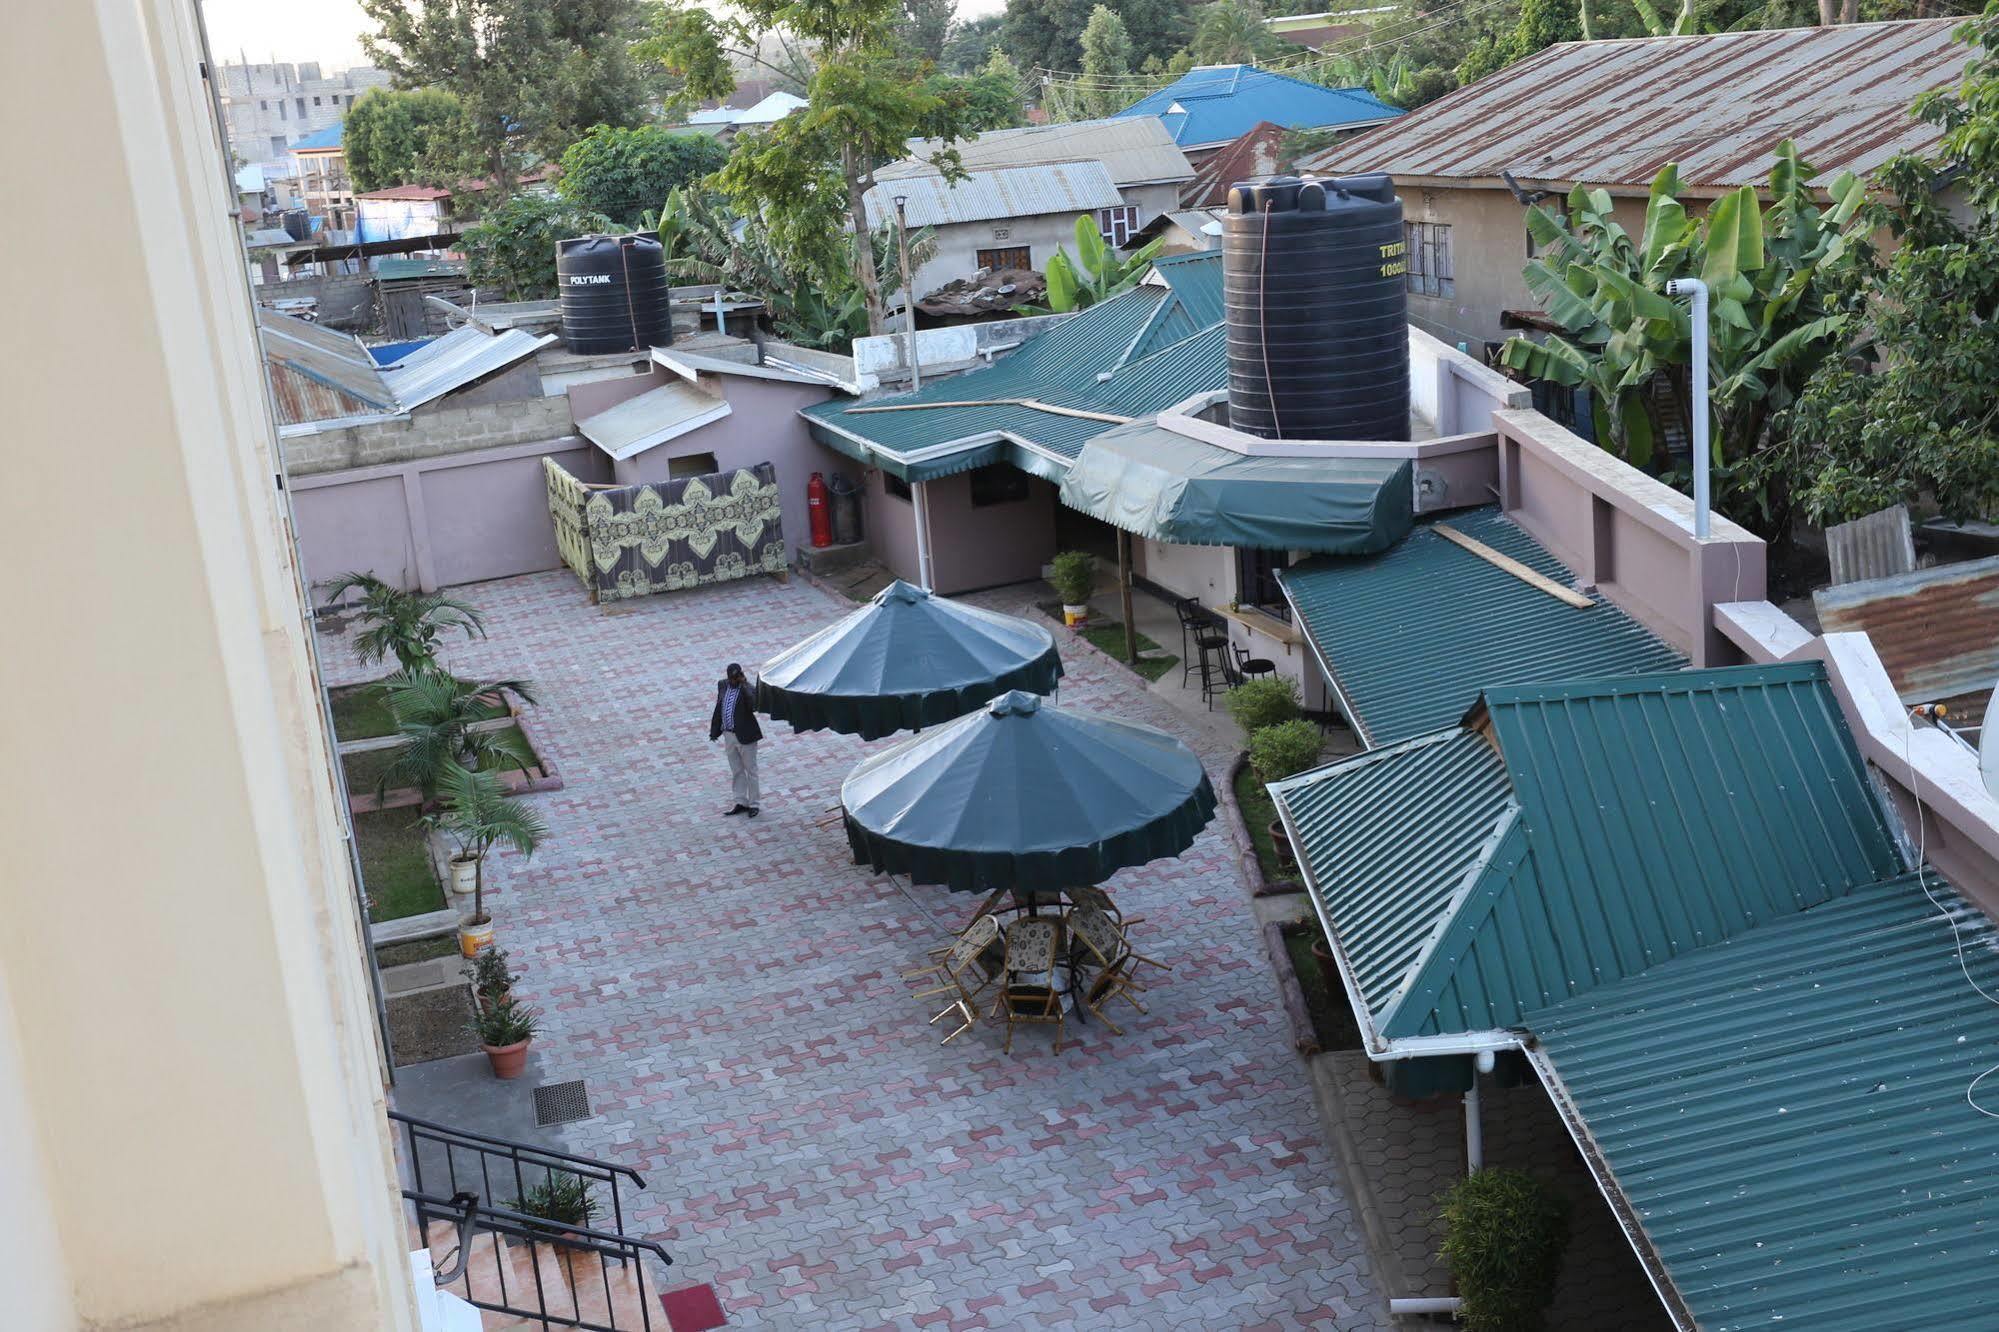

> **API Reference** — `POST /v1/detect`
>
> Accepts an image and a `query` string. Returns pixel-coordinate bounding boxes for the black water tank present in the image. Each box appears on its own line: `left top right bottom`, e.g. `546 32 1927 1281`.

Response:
281 208 310 242
556 234 673 354
1223 174 1408 441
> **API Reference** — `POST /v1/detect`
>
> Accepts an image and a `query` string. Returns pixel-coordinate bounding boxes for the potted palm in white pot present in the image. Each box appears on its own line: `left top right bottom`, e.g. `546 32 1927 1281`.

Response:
431 762 549 958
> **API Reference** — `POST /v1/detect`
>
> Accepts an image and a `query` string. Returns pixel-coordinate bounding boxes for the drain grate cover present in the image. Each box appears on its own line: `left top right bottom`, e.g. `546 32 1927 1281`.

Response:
533 1079 592 1126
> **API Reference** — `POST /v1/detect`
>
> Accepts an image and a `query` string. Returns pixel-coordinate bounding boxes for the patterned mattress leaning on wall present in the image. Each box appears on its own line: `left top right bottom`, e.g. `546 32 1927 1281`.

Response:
544 458 788 602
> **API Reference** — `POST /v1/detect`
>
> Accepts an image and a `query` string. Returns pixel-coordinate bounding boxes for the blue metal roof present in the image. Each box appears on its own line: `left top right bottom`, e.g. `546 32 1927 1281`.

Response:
802 253 1225 481
1273 662 1905 1047
291 123 343 152
1114 65 1402 148
1279 505 1686 747
1529 870 1999 1332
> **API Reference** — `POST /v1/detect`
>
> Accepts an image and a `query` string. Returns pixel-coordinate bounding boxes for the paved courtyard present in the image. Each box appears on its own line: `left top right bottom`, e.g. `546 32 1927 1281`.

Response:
327 570 1388 1330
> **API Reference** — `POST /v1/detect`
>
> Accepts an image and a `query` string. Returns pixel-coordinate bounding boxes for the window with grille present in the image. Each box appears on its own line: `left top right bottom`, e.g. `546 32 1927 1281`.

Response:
977 246 1031 272
1234 548 1291 619
1097 205 1140 246
1404 221 1454 298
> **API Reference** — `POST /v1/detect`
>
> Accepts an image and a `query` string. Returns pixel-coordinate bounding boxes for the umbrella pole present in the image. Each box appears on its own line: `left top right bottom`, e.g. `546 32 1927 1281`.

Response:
1117 528 1137 666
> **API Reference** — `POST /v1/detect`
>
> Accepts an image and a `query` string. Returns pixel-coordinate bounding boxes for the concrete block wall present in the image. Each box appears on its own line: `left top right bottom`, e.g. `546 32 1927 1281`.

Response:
283 395 575 476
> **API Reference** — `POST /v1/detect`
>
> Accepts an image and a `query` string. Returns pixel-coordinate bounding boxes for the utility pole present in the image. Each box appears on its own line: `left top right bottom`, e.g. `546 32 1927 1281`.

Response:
892 194 921 391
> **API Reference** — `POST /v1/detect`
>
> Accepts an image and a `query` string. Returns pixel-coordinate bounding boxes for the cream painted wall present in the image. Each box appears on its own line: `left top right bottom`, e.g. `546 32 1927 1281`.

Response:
0 3 419 1329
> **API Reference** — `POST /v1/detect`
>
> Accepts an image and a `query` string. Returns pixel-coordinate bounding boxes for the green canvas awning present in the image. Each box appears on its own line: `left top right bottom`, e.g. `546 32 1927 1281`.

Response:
1056 419 1414 554
756 581 1063 740
840 690 1217 893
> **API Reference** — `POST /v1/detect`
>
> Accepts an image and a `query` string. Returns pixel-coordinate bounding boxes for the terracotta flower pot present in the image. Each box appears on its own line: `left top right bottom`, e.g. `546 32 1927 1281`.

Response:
1312 936 1335 970
1268 819 1299 872
483 1038 530 1079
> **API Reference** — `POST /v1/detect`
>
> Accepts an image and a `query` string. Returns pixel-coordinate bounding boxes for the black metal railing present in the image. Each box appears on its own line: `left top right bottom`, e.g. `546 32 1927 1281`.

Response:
393 1111 672 1330
407 1188 672 1332
391 1110 645 1241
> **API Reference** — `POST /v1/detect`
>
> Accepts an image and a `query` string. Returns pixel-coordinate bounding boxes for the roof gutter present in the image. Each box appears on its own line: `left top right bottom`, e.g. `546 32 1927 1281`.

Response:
1523 1047 1698 1332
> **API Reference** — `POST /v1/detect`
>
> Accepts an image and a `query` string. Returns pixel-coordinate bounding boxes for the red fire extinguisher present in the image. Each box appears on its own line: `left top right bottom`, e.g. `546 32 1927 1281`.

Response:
806 471 832 548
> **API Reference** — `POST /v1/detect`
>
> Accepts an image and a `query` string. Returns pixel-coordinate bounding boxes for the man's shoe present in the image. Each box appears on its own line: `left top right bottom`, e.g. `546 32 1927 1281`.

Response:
744 807 760 819
724 803 748 816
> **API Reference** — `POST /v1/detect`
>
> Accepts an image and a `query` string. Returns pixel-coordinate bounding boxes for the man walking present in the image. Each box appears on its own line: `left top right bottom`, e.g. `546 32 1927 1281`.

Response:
710 662 763 818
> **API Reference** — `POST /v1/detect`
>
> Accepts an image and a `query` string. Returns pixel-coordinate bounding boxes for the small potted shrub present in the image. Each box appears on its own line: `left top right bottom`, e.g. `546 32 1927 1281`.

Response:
470 998 539 1079
1050 551 1097 627
1249 719 1322 873
464 947 518 1011
1439 1168 1573 1331
509 1174 600 1237
1225 676 1301 737
432 763 548 958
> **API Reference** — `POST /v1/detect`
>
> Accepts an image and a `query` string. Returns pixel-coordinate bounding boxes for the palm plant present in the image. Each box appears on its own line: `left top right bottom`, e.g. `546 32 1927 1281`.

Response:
432 762 548 931
320 571 486 674
378 670 540 801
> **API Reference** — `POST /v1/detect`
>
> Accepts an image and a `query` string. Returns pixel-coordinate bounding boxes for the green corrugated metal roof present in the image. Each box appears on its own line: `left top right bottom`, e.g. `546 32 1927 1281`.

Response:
1279 505 1686 747
1528 870 1999 1332
802 253 1224 480
1270 730 1513 1040
1273 662 1905 1048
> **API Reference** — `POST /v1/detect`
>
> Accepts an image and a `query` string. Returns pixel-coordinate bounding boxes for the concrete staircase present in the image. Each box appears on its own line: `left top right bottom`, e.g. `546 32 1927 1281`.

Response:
421 1219 654 1330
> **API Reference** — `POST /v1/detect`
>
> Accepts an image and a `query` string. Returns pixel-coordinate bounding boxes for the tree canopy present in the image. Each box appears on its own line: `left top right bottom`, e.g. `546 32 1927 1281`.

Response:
638 0 987 332
360 0 652 195
940 14 1005 73
461 193 612 300
343 87 464 192
1778 9 1999 527
556 125 728 229
897 0 954 61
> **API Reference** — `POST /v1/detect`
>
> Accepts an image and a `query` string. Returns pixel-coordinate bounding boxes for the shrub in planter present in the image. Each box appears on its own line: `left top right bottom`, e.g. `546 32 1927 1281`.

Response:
384 670 540 803
1248 719 1322 784
1439 1168 1573 1332
470 998 539 1079
509 1173 600 1235
1225 675 1301 737
320 571 486 674
1050 551 1097 624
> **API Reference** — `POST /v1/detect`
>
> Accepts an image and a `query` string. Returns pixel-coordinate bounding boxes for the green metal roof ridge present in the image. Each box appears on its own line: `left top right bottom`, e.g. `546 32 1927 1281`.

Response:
1476 657 1832 709
1375 809 1530 1042
1271 726 1519 1049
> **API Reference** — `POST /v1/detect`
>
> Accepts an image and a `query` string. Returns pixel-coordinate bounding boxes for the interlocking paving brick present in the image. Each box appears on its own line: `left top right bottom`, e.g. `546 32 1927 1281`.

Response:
333 571 1388 1329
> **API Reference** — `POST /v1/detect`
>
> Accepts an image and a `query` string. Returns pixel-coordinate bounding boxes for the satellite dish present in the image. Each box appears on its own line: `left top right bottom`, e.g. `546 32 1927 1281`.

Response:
1980 682 1999 802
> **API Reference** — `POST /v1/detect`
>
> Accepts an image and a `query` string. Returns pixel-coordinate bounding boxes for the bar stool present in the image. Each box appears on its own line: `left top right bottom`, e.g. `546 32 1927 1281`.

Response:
1174 598 1205 686
1196 631 1236 708
1234 645 1276 683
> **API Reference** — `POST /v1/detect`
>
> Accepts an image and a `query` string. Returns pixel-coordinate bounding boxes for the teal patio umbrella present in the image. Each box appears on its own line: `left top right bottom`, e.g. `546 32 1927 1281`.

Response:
757 580 1063 741
840 691 1217 892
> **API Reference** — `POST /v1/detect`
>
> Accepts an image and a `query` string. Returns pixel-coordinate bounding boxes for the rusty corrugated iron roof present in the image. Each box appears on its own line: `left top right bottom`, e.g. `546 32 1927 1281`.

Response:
1814 555 1999 706
1301 19 1967 192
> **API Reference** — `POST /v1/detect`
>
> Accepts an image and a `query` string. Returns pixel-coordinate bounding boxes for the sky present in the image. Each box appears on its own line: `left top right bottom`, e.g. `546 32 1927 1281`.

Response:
199 0 1008 73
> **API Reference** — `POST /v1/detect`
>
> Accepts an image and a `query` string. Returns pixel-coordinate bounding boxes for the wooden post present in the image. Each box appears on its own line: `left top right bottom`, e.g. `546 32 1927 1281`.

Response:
1117 528 1137 665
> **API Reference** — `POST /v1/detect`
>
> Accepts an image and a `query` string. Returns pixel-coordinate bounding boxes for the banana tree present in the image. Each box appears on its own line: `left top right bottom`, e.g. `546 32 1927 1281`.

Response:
1035 214 1166 314
1500 140 1866 507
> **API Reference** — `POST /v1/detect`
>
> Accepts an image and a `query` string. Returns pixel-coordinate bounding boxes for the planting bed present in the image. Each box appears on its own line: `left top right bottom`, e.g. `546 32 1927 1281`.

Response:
354 808 445 922
388 985 479 1067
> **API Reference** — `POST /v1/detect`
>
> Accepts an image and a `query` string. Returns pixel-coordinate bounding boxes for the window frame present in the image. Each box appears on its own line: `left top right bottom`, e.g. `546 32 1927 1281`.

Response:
1404 221 1454 299
1234 547 1292 621
967 464 1029 508
975 245 1032 273
1096 205 1141 247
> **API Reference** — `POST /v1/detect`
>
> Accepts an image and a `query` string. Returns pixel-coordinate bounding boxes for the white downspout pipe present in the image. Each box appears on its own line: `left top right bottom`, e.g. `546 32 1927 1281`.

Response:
911 479 935 591
1465 1080 1484 1172
1665 277 1710 540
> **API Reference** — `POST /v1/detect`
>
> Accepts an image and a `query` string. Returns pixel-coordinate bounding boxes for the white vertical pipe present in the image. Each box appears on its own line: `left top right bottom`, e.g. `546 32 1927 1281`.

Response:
1666 277 1710 540
1465 1079 1484 1172
912 479 935 591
